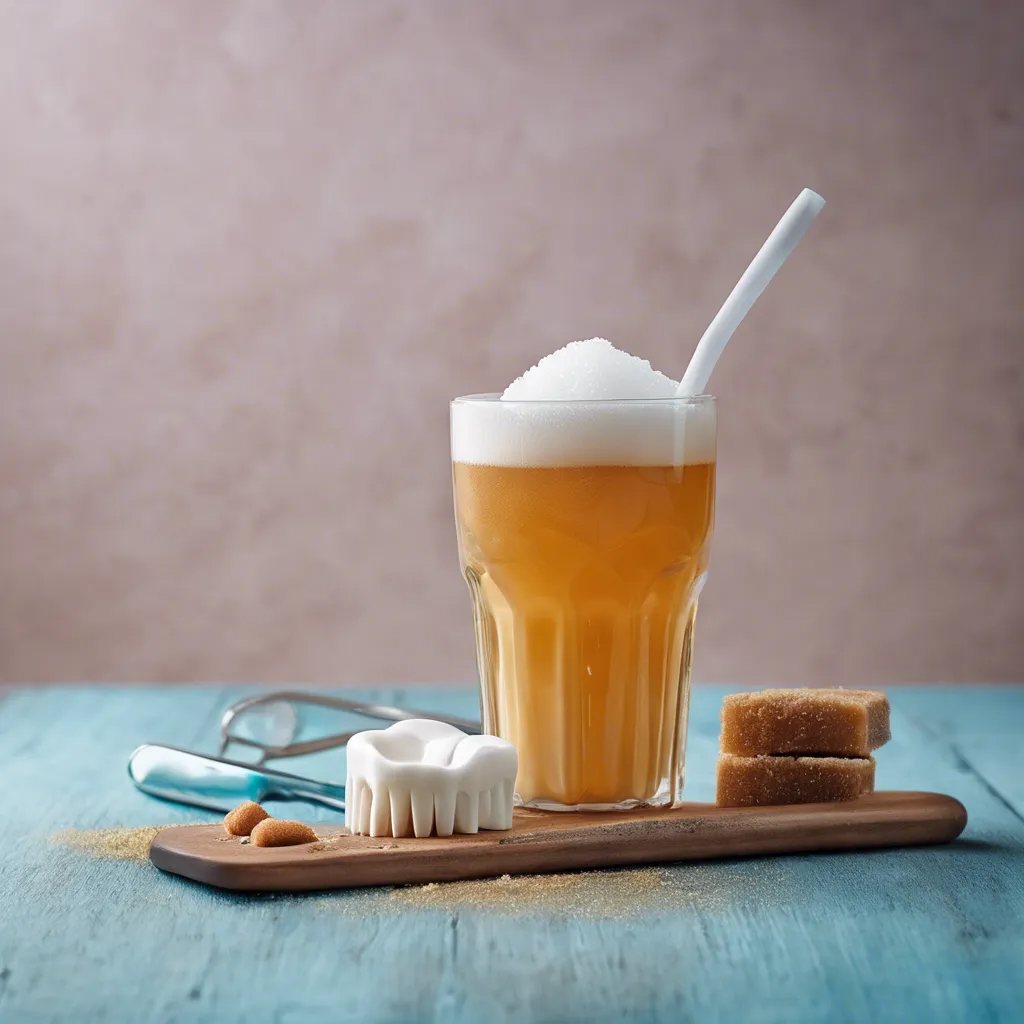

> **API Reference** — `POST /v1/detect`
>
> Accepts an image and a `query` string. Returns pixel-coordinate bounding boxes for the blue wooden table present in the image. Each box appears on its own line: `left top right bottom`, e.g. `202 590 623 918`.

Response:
2 685 1022 1023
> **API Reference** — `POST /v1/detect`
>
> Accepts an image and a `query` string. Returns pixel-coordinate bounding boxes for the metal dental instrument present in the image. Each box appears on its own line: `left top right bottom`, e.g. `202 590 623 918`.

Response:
217 691 481 762
129 691 481 814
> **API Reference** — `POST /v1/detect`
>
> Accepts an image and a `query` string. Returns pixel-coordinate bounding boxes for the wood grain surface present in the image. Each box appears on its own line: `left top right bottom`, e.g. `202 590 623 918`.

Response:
2 685 1022 1024
151 792 967 892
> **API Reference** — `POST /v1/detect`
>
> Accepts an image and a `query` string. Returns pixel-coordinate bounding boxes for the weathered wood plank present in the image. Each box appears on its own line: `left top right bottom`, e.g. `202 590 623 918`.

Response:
1 685 1021 1024
894 686 1024 821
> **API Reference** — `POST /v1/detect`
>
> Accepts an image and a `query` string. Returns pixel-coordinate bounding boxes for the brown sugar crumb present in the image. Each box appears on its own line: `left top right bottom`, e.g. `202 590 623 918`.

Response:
720 688 890 757
309 830 350 853
716 754 875 807
250 819 319 847
224 801 270 836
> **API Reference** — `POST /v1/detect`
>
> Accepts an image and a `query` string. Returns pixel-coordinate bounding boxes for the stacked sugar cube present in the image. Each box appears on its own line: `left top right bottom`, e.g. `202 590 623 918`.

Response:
716 689 891 806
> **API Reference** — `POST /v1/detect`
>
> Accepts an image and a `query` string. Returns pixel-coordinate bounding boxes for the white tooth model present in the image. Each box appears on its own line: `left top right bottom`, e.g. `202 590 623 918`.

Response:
345 720 518 838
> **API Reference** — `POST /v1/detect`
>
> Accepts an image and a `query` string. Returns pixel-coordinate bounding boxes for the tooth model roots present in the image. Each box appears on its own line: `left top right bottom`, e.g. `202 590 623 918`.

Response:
344 720 518 838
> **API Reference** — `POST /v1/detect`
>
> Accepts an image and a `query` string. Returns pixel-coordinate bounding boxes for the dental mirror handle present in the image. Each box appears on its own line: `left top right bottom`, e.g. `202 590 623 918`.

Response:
128 744 346 814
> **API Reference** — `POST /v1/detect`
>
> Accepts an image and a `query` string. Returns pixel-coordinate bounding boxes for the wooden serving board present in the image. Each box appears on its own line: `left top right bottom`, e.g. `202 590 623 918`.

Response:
149 791 966 892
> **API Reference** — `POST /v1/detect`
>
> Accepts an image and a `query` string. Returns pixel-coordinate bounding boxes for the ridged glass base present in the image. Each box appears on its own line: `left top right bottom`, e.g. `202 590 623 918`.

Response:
515 775 685 813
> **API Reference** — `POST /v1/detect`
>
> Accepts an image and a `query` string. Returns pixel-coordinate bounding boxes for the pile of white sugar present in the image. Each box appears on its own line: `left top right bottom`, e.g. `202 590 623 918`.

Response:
502 339 679 401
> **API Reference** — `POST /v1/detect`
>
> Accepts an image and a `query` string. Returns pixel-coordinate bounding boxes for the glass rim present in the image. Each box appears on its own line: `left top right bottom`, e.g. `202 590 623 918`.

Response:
451 392 715 407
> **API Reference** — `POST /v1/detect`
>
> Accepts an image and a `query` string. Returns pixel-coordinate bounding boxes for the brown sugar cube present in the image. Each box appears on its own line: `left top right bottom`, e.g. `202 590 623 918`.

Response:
716 754 875 807
250 819 319 847
223 800 270 836
720 688 890 757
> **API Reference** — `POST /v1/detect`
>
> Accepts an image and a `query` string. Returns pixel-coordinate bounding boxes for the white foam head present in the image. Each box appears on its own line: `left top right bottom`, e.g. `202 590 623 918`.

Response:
452 339 716 467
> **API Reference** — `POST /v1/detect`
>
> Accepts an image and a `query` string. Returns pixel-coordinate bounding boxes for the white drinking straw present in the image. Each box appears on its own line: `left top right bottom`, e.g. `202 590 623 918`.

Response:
677 188 826 396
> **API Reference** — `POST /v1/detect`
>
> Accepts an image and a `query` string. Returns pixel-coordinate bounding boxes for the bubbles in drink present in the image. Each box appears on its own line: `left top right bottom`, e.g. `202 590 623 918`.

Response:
502 338 678 401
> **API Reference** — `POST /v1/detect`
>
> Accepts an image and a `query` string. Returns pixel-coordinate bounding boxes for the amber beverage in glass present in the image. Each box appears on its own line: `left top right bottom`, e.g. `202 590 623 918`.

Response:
452 395 716 811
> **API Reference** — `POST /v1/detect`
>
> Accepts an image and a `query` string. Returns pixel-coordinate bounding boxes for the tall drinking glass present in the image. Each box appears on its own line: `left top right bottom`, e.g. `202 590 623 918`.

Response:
451 394 716 811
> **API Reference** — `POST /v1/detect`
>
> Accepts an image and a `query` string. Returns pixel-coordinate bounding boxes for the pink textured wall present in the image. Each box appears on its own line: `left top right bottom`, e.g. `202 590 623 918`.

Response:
1 2 1022 685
